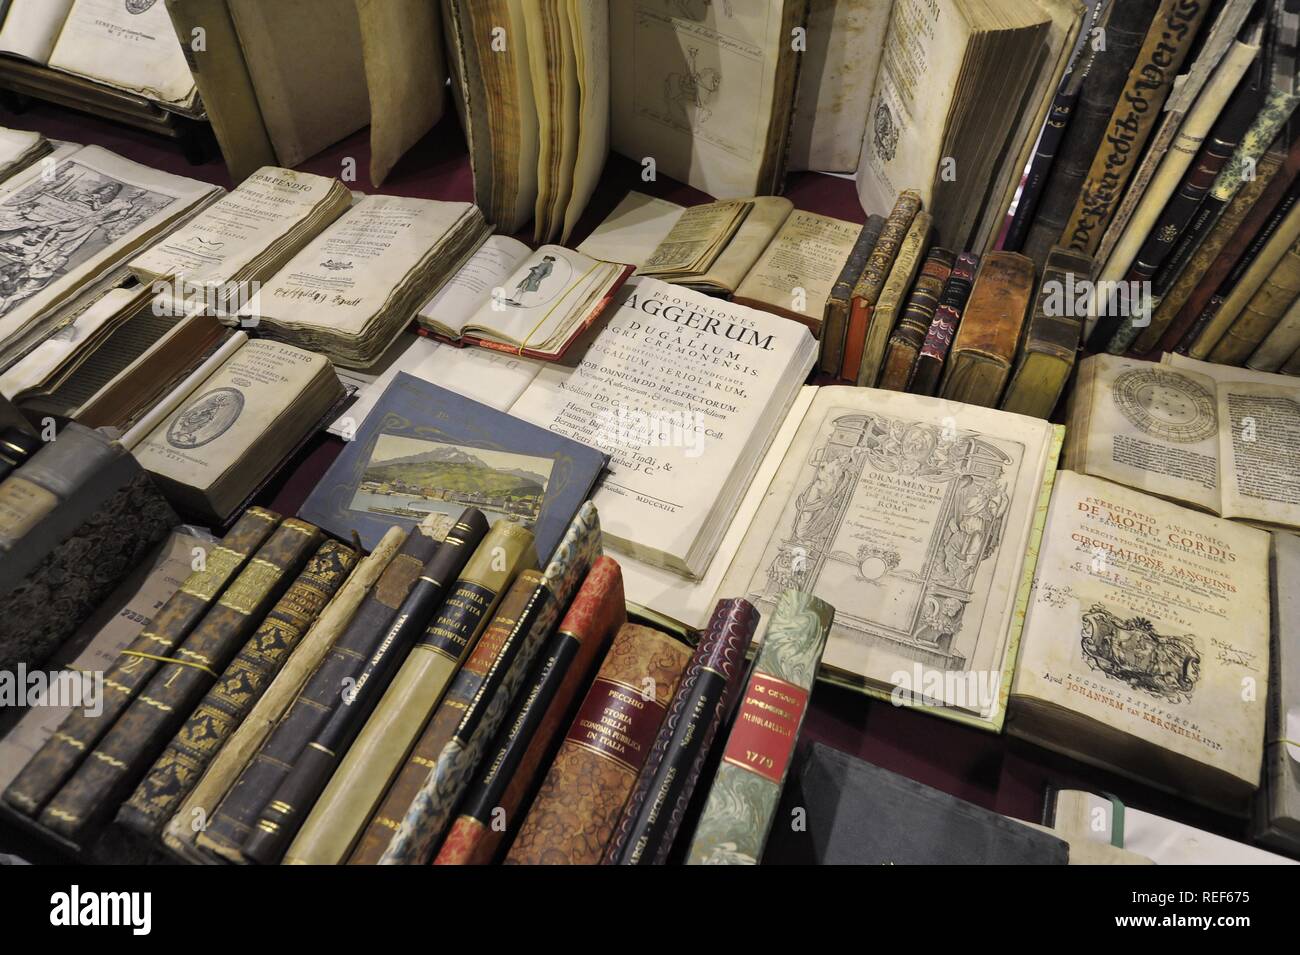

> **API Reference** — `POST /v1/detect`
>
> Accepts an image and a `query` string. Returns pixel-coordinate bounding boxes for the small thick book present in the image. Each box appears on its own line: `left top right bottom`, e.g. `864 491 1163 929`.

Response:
764 743 1068 865
1255 530 1300 852
422 243 633 362
938 251 1037 407
1010 470 1271 813
298 372 606 560
1065 353 1300 530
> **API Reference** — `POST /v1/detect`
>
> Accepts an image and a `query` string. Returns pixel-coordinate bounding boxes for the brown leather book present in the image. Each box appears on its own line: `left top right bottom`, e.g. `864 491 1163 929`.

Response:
878 248 955 392
939 252 1036 407
40 519 322 842
908 251 978 396
840 192 922 382
818 215 884 375
1001 246 1093 419
2 507 280 819
1209 234 1300 364
503 623 690 865
115 539 358 839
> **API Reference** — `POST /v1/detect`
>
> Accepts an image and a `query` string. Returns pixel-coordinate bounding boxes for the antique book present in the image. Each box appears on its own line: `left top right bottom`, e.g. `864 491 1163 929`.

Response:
163 526 405 863
878 247 954 392
939 252 1036 407
0 529 202 794
1000 247 1091 420
0 427 38 483
604 597 757 865
135 339 343 523
1065 353 1300 529
163 0 276 183
855 211 931 387
1254 530 1300 852
1250 292 1300 372
840 193 922 383
38 518 321 841
504 623 691 864
239 195 491 368
1140 138 1298 355
244 511 497 865
1059 0 1214 258
335 526 537 865
685 589 832 865
609 0 805 198
787 0 893 173
817 214 884 377
715 387 1063 729
732 210 863 336
907 251 978 396
299 373 604 558
511 276 817 578
0 125 49 184
195 516 452 863
1097 22 1261 286
114 539 357 840
2 508 277 819
1021 0 1158 269
421 243 632 361
0 1 73 64
855 0 1053 249
413 235 531 337
435 553 625 865
764 743 1068 864
576 191 694 270
0 145 220 372
37 0 197 109
372 505 602 865
1208 234 1300 365
129 167 352 312
1010 471 1270 812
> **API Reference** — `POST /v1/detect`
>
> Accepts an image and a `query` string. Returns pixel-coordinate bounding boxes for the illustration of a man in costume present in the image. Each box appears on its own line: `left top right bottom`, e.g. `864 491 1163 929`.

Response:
504 254 555 307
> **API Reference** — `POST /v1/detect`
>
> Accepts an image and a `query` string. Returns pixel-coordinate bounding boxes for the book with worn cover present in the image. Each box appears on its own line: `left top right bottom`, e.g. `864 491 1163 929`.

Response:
1255 530 1300 852
840 195 921 382
878 247 954 392
855 210 930 387
939 251 1036 407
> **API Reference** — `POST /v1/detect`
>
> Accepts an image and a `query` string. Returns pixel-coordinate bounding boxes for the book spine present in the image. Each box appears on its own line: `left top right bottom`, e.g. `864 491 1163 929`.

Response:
345 542 541 866
40 519 322 841
0 424 120 551
115 539 358 839
1280 341 1300 374
1003 87 1081 253
818 215 884 375
2 507 280 818
604 598 758 865
434 555 625 866
856 212 930 386
196 521 448 862
1207 232 1300 363
240 510 493 864
1142 139 1297 354
373 506 602 865
503 624 691 865
685 589 833 865
1062 0 1213 257
1022 0 1159 269
169 526 406 863
908 252 978 396
939 251 1036 405
0 428 38 483
1248 292 1300 370
845 191 923 382
878 248 954 392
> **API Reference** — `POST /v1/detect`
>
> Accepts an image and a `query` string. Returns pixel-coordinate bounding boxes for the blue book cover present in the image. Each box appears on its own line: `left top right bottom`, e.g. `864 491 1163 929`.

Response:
299 373 606 560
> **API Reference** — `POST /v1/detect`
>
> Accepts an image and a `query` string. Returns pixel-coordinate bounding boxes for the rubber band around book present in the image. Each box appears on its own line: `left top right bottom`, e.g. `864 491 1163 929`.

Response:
517 260 602 355
118 651 218 679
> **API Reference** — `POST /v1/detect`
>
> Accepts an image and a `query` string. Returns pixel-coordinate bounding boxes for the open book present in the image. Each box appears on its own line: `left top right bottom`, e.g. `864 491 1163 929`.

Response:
419 242 633 361
1011 471 1271 813
0 0 197 110
0 125 50 185
1066 354 1300 531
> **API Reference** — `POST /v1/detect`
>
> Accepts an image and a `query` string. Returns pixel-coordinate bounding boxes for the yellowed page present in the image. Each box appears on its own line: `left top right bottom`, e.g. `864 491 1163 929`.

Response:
1217 382 1300 527
0 0 74 63
694 194 792 292
732 209 861 316
562 0 610 241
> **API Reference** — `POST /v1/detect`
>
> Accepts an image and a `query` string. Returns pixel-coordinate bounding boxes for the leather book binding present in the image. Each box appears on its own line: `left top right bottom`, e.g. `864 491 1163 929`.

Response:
504 623 691 865
818 214 884 376
376 505 602 865
604 598 758 865
854 207 930 387
116 539 358 839
40 518 322 841
343 523 541 864
1001 246 1094 419
685 589 834 865
2 507 280 819
196 517 452 863
939 251 1037 407
878 247 954 392
243 509 492 864
435 554 625 866
1208 233 1300 364
841 192 922 382
907 251 979 396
